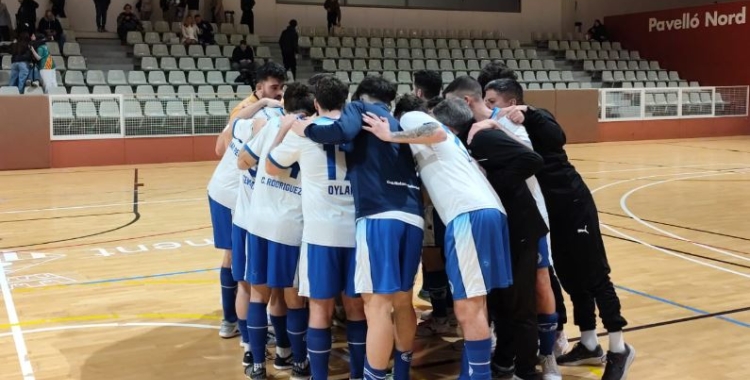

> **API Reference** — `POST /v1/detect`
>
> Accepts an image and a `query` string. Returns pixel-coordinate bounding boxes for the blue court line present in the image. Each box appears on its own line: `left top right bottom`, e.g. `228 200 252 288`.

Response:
616 285 750 329
71 268 220 286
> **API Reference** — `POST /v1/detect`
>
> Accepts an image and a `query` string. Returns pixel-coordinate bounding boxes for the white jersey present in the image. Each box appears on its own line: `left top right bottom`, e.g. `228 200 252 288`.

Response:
207 119 255 209
399 111 504 224
244 116 304 246
490 108 549 225
233 106 285 230
269 116 355 248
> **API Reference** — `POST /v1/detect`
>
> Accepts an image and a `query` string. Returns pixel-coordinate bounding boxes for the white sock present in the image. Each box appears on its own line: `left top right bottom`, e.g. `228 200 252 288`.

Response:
608 331 626 353
276 346 291 358
580 330 599 351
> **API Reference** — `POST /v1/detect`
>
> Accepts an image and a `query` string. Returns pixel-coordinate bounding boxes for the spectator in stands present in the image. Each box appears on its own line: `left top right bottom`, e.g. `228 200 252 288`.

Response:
278 19 298 80
323 0 341 35
135 0 153 21
240 0 254 34
15 0 39 34
195 14 215 45
231 39 254 70
588 19 608 42
160 0 178 24
413 69 443 102
29 32 56 93
209 0 223 24
0 0 11 42
38 10 65 51
477 60 517 96
116 4 142 43
93 0 112 33
181 15 199 45
8 31 33 93
51 0 66 18
186 0 199 17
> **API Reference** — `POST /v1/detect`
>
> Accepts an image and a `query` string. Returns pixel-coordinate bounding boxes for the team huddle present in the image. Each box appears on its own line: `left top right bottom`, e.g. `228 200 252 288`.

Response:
206 61 636 380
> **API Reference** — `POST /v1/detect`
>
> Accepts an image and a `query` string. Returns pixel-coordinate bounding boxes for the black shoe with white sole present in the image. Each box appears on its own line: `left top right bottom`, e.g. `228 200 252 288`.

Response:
556 342 606 366
242 351 253 367
602 344 636 380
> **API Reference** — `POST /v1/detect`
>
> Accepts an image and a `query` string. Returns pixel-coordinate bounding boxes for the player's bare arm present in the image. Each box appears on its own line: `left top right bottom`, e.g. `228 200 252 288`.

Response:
215 123 234 157
362 112 447 145
265 114 299 176
237 119 268 170
291 117 314 137
233 98 283 121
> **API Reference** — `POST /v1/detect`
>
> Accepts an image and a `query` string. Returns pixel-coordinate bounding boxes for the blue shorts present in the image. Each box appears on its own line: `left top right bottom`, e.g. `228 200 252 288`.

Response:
246 233 301 288
354 218 423 294
208 195 233 250
231 224 248 282
538 234 552 269
298 243 357 299
444 209 513 300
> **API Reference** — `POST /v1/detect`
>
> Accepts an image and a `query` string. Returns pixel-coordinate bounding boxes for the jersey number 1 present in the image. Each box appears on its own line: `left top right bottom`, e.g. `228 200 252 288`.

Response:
323 144 349 181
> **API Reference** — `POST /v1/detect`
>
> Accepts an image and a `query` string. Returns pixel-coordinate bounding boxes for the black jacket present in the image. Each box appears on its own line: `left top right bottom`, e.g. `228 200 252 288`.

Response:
278 26 298 56
38 18 63 37
231 46 254 63
241 0 255 12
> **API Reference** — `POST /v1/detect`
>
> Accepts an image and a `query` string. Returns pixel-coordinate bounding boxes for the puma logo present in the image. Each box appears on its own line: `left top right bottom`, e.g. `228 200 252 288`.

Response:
577 225 589 235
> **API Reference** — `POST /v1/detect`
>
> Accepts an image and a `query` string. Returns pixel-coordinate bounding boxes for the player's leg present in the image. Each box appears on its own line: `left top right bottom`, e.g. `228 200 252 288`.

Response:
418 246 453 337
231 225 252 366
244 234 274 379
208 196 239 338
536 236 562 380
549 266 569 356
299 242 334 380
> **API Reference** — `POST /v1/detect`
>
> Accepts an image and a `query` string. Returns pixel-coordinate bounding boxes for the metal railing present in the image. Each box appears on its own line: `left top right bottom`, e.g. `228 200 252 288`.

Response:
599 86 749 121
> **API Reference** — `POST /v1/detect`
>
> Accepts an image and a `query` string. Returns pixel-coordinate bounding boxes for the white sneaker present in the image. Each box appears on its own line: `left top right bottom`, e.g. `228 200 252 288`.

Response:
540 354 563 380
219 320 240 338
554 331 570 358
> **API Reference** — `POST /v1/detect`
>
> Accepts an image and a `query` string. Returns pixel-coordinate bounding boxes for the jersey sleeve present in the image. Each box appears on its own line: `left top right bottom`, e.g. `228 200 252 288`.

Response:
244 123 269 160
398 111 437 132
305 101 365 144
268 133 302 169
469 129 543 182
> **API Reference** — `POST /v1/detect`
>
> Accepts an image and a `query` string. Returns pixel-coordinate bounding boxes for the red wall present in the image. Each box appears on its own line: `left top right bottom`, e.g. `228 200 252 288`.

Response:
605 2 750 86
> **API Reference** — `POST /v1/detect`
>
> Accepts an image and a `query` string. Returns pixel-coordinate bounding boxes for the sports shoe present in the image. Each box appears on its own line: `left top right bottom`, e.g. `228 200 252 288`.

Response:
266 330 276 346
274 353 293 370
417 287 430 301
245 364 266 380
556 342 606 366
491 363 523 380
553 331 569 358
219 320 240 338
242 351 253 367
291 359 311 380
332 305 347 328
415 317 452 337
539 355 562 380
602 344 636 380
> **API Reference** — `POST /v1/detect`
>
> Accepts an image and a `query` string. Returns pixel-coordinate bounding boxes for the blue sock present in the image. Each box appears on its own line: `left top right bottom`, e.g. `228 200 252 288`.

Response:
364 358 388 380
219 267 238 323
538 313 559 356
269 314 291 350
286 307 309 363
307 327 331 379
238 319 249 344
464 338 492 380
458 349 471 380
248 302 268 365
393 349 412 380
425 270 450 318
347 320 367 379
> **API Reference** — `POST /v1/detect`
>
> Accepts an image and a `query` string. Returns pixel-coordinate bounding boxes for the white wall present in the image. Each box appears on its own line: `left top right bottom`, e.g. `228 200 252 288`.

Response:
5 0 563 41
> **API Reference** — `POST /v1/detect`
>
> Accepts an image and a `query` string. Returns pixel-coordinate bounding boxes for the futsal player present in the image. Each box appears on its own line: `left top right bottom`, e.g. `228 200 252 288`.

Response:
478 78 635 380
267 75 367 380
362 94 513 380
238 82 316 380
294 76 424 380
443 77 562 380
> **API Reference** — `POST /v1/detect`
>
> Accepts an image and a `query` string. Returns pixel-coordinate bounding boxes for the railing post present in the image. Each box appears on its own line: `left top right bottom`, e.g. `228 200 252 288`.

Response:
119 94 126 137
641 89 646 119
677 88 683 117
190 95 195 135
600 90 606 120
711 87 716 117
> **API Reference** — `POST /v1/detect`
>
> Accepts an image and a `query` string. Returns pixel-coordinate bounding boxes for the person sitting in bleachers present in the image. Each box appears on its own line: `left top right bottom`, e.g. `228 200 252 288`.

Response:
231 39 254 71
37 10 65 51
116 4 143 43
195 14 215 45
181 15 199 46
28 32 56 93
587 20 608 42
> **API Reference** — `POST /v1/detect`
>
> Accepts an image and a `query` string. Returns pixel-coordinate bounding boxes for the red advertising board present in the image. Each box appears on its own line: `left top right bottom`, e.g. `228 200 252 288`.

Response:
605 2 750 86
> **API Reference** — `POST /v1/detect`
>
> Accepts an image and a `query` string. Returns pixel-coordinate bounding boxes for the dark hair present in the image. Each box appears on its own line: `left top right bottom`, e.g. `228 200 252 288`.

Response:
413 70 442 100
283 82 316 116
477 61 517 94
484 78 525 105
124 3 132 10
394 94 427 119
240 39 247 45
289 19 298 27
426 96 443 111
432 98 475 134
443 76 482 100
256 61 287 83
314 76 348 111
353 75 397 104
307 73 334 89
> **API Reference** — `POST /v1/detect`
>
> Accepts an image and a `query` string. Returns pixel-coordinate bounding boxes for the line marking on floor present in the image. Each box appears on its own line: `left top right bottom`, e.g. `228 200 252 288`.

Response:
0 261 35 379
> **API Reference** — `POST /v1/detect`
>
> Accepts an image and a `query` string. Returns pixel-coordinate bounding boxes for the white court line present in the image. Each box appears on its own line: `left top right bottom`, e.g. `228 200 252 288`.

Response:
0 197 204 216
0 265 35 379
0 322 219 338
580 162 741 175
590 167 749 195
620 170 750 263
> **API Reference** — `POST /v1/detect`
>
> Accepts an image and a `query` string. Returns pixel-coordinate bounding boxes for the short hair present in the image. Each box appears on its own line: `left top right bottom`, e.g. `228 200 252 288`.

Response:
413 70 443 100
240 39 247 45
426 96 443 111
283 82 316 116
289 19 298 27
432 98 474 134
477 60 518 93
443 76 482 101
307 73 334 89
353 75 397 104
394 94 428 119
256 61 287 83
314 76 349 111
485 78 525 105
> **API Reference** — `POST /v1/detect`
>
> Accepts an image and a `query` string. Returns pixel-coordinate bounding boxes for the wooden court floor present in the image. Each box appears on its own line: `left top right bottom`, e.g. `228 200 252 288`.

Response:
1 136 750 380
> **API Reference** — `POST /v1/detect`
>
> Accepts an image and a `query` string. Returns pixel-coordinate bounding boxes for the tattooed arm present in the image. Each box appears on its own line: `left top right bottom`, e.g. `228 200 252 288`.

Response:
362 112 447 145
